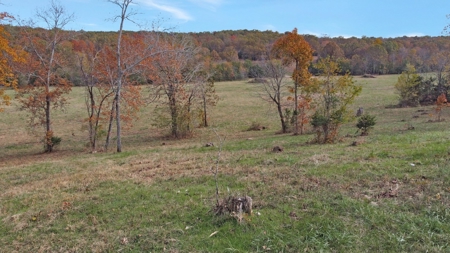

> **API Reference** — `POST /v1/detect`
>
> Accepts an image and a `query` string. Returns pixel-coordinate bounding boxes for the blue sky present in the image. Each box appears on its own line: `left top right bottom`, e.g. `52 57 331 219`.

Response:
2 0 450 38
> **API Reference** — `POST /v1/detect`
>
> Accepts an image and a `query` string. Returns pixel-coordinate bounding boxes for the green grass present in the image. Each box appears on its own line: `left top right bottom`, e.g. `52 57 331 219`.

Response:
1 75 450 252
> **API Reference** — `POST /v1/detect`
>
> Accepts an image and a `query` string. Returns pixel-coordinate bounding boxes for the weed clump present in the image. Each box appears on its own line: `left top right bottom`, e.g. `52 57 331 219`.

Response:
247 121 266 131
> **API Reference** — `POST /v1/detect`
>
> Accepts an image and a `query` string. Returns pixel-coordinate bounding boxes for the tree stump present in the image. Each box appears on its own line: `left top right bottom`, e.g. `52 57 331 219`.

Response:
272 146 283 153
214 196 253 217
356 107 364 117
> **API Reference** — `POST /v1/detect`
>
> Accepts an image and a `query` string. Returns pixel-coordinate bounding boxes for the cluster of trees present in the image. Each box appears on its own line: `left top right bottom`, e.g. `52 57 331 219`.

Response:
1 0 218 153
259 29 362 143
394 63 450 107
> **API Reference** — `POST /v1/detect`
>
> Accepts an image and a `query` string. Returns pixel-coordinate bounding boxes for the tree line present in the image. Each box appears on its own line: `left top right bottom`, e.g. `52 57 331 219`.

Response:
5 25 450 84
194 30 450 78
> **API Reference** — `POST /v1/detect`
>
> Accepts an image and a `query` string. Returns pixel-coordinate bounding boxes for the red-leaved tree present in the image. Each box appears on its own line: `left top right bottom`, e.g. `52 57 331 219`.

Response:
17 0 75 152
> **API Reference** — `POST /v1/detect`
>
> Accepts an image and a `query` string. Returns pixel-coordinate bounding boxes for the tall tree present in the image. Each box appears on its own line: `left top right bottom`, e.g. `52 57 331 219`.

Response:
107 0 161 152
108 0 130 153
272 28 313 135
17 0 75 152
259 57 291 133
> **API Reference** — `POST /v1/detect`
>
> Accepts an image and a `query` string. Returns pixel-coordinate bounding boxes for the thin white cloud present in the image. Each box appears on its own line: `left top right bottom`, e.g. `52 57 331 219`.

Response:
136 0 193 21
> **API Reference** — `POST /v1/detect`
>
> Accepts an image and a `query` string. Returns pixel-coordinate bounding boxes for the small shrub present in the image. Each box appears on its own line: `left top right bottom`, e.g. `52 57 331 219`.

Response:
248 78 267 84
45 136 61 150
356 114 376 136
51 136 62 146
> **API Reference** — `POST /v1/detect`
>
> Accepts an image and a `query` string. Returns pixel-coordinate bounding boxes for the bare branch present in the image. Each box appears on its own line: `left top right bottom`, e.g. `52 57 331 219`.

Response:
211 128 225 205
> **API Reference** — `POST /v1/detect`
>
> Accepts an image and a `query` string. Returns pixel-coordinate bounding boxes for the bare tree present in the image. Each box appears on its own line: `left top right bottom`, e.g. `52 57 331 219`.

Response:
151 34 203 138
17 0 75 152
75 38 116 152
106 0 162 152
259 58 291 133
197 74 219 128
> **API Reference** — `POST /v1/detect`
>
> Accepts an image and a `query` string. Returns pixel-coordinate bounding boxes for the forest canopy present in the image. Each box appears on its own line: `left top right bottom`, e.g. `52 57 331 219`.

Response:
4 26 450 85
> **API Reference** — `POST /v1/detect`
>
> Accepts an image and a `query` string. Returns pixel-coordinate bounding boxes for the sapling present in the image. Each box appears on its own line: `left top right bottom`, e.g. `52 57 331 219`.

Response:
356 114 376 136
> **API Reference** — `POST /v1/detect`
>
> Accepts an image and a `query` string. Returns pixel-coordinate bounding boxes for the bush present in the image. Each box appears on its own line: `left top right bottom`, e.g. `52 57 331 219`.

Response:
395 65 421 107
49 136 62 148
356 114 376 136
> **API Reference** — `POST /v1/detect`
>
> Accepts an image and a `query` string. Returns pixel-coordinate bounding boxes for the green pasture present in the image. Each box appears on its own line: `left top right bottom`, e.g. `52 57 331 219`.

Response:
0 74 449 252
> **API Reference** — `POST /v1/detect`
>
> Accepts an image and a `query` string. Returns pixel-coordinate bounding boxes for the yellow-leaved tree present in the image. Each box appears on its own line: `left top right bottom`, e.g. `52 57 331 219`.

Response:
310 57 362 143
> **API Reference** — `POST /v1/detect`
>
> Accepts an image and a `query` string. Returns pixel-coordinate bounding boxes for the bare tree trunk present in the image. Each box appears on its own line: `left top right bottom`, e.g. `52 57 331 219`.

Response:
105 98 116 151
299 111 305 135
115 88 122 152
293 61 299 135
45 93 52 152
170 102 178 138
277 103 287 134
203 96 208 127
293 85 299 135
86 86 96 151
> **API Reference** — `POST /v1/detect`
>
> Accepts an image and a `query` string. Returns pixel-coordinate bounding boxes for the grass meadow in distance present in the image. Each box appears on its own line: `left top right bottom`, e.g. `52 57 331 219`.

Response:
0 74 450 252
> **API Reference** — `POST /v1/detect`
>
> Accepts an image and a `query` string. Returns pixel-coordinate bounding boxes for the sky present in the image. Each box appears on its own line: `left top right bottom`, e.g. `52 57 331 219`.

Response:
2 0 450 38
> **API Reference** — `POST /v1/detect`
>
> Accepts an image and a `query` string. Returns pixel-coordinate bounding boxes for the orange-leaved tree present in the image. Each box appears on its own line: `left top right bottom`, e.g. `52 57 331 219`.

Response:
272 28 313 135
16 0 75 152
79 34 147 152
0 12 25 111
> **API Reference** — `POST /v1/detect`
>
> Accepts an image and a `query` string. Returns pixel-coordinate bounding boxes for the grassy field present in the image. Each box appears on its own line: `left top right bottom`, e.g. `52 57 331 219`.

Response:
1 74 450 252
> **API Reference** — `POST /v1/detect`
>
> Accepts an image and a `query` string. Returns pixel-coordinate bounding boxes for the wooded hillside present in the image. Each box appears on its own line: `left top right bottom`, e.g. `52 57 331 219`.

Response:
5 26 450 84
